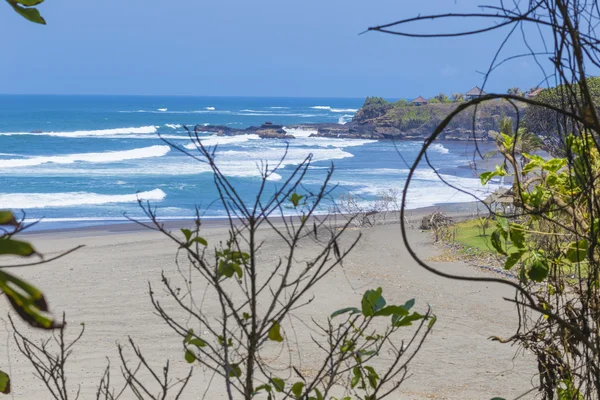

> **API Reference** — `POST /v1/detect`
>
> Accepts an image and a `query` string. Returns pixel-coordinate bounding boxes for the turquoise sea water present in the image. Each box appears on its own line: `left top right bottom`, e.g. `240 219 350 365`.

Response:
0 95 497 230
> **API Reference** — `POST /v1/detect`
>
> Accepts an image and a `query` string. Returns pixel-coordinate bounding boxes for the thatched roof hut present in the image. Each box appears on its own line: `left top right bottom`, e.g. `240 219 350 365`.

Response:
465 86 487 99
412 96 428 106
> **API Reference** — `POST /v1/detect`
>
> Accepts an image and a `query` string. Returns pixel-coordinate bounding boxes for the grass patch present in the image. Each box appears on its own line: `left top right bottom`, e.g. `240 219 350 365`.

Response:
453 219 493 252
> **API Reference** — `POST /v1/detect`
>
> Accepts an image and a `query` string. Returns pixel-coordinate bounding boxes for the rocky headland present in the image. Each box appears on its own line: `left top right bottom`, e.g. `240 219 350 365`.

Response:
194 98 525 141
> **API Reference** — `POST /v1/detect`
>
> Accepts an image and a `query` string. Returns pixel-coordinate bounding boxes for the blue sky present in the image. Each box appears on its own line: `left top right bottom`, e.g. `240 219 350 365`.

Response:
0 0 551 98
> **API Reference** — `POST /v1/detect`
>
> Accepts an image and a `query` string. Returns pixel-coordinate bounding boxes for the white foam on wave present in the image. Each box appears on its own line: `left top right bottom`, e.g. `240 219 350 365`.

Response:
82 145 352 182
338 114 353 125
299 137 376 148
0 188 166 209
310 106 358 113
183 134 262 149
165 124 182 129
430 143 450 154
282 127 317 138
0 126 158 138
205 107 215 111
0 145 170 168
235 112 320 117
269 107 289 109
282 127 376 147
336 167 502 209
158 108 168 112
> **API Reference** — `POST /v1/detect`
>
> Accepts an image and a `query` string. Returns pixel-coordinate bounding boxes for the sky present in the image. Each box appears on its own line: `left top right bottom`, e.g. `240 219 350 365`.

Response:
0 0 553 98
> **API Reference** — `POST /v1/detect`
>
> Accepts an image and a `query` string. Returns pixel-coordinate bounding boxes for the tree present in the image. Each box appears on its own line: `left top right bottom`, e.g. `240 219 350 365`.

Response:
433 92 451 103
523 77 600 155
507 87 524 97
367 1 600 398
451 92 465 102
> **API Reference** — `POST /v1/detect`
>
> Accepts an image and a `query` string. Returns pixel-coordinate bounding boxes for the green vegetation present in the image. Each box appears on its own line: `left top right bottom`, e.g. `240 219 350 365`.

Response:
453 219 492 252
5 0 47 24
523 76 600 155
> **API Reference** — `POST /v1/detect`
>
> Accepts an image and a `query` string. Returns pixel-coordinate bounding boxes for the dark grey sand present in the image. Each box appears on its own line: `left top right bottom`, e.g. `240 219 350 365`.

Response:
2 207 536 399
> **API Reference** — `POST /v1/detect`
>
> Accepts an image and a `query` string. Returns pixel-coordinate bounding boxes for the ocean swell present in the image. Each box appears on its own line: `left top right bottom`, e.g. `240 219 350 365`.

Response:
0 145 170 168
0 188 166 208
0 126 158 138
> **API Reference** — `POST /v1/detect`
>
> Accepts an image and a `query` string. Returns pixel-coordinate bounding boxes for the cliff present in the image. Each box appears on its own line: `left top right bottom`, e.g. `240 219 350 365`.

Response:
193 98 525 142
309 97 525 140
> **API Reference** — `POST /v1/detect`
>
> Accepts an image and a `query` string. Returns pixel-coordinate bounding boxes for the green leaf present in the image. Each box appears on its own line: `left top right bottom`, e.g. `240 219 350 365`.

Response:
292 382 305 399
0 239 36 256
181 228 192 242
373 305 409 317
504 250 525 270
14 0 45 5
7 1 45 24
268 322 284 342
313 388 324 400
497 217 509 234
229 364 242 378
0 270 57 329
290 193 304 208
330 307 360 318
184 329 207 348
184 349 196 363
480 165 507 185
428 315 437 329
271 377 285 392
0 370 10 394
364 366 379 389
542 158 567 173
509 224 526 249
479 171 494 185
566 240 588 263
528 255 549 282
255 384 272 393
192 236 208 246
350 366 362 389
0 211 18 226
491 231 507 256
402 298 415 311
361 287 385 317
392 312 425 327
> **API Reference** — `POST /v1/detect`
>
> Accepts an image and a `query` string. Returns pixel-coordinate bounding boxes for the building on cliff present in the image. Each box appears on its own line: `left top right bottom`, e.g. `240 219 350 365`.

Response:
411 96 428 106
465 86 487 100
526 87 543 98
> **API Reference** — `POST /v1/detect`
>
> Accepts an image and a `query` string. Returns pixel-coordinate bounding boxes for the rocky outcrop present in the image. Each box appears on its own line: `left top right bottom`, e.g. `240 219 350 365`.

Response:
191 98 525 142
194 122 293 139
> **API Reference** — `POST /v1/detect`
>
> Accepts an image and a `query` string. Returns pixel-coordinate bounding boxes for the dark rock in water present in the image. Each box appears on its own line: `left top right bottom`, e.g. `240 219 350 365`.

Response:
193 122 294 140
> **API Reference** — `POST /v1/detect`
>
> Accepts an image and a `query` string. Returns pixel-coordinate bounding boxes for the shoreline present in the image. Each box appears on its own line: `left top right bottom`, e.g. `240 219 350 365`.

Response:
22 200 488 237
6 200 535 399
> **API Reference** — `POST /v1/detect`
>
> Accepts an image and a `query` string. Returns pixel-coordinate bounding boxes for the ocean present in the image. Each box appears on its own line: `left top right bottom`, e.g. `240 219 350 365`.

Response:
0 95 498 230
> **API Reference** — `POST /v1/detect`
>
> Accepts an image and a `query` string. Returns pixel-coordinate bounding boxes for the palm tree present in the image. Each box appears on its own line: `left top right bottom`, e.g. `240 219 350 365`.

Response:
451 92 465 102
507 87 524 97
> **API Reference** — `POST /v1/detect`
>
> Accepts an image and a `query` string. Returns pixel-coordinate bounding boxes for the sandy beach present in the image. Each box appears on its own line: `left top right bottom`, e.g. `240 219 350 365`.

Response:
0 204 538 400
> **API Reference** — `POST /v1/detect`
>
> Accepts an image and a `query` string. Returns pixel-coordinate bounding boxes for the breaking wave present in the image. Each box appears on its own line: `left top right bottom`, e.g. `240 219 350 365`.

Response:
184 134 262 149
0 189 166 209
310 106 358 113
0 145 170 168
0 126 158 138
